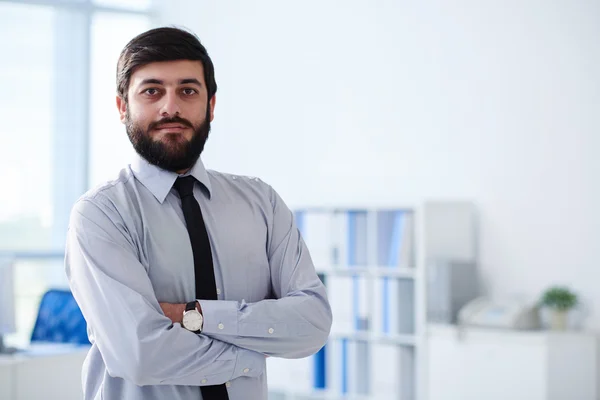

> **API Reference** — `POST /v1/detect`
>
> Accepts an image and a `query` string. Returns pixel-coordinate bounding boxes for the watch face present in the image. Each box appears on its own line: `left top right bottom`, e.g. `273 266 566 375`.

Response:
182 311 203 332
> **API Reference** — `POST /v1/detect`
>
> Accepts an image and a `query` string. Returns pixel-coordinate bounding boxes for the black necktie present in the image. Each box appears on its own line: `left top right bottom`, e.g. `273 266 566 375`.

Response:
174 176 229 400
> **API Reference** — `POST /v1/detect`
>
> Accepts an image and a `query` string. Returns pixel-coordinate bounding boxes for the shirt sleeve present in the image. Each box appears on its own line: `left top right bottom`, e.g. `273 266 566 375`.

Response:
199 185 333 359
65 198 265 387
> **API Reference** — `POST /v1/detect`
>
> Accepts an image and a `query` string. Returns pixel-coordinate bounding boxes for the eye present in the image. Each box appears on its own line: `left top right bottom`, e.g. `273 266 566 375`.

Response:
143 88 160 96
182 88 198 96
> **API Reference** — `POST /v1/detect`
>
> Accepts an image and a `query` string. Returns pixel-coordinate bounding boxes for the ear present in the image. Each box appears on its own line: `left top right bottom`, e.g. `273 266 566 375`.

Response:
116 95 127 124
208 95 216 122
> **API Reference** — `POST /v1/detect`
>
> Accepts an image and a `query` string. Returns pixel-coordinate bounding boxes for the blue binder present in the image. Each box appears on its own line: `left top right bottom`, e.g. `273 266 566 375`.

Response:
295 210 327 390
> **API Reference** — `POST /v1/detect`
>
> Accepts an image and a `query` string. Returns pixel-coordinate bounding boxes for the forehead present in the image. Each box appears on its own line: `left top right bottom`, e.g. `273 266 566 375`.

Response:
130 60 205 86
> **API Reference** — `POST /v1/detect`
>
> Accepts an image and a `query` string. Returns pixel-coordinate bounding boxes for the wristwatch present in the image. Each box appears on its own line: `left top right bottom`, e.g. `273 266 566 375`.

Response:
182 301 203 333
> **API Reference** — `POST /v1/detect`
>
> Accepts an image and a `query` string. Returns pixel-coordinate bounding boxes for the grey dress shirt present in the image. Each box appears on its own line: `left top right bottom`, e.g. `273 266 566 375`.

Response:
64 154 332 400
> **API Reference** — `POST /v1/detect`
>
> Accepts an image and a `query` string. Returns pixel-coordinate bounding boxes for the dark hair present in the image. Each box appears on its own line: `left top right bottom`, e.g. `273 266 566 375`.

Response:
116 26 217 102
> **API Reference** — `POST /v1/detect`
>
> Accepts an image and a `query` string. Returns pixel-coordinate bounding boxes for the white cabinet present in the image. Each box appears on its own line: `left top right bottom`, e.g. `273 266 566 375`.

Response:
426 324 597 400
267 202 476 400
0 344 88 400
0 358 15 399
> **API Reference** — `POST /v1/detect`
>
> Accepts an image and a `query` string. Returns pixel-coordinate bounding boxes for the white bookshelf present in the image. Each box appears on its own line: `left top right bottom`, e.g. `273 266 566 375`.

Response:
267 202 476 400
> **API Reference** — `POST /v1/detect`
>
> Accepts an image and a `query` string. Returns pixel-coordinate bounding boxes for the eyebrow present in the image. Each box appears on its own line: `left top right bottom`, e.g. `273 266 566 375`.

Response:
138 78 203 87
179 78 203 86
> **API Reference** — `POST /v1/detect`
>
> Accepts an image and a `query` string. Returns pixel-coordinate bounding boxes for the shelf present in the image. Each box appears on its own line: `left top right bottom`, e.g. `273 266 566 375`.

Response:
283 202 476 400
328 331 417 346
268 388 372 400
316 266 416 279
292 205 417 213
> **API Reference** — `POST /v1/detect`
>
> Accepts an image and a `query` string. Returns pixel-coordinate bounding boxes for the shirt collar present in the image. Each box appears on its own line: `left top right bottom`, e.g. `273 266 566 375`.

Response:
130 153 212 203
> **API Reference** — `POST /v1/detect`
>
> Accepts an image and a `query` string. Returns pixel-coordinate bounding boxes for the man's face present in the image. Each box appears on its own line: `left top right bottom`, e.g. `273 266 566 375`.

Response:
117 60 216 173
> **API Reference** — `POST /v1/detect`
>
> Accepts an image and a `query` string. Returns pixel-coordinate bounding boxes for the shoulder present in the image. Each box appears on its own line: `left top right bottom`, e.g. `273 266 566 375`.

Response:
207 170 295 230
207 169 269 187
70 166 136 224
207 169 278 203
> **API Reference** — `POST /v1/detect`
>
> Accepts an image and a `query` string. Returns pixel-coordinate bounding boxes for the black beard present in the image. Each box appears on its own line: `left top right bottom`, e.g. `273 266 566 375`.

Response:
126 110 211 173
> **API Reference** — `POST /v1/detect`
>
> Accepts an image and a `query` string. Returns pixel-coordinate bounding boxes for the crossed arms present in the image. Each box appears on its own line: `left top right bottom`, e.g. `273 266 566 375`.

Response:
65 191 332 387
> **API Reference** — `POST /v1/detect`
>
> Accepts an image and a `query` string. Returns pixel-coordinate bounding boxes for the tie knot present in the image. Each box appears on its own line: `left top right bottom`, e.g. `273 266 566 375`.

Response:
174 176 196 198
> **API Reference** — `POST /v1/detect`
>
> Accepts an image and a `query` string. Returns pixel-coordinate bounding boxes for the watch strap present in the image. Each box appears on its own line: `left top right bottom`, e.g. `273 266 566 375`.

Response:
185 301 197 312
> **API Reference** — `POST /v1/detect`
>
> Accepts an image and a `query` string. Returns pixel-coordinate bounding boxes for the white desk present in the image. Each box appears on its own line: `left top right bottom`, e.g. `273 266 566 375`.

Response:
426 324 597 400
0 344 89 400
0 356 16 399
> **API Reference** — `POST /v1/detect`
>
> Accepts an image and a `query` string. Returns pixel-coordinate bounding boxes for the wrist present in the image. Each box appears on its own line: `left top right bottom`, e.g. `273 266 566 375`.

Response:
182 301 204 332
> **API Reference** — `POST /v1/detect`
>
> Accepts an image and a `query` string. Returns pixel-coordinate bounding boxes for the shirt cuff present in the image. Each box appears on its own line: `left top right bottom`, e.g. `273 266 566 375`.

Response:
198 299 238 336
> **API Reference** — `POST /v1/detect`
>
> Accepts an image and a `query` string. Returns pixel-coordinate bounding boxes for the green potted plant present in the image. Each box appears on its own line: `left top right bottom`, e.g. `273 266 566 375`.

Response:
540 286 578 330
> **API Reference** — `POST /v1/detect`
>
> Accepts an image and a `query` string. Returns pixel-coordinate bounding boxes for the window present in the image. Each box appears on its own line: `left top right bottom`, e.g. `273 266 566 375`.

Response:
89 12 150 186
0 3 58 251
93 0 152 12
0 0 153 347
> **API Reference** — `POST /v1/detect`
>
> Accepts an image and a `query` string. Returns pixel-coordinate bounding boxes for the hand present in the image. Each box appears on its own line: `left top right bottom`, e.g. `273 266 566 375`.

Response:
159 302 185 324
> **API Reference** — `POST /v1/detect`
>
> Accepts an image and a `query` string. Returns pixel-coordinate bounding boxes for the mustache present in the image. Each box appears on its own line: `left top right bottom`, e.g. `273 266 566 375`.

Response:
148 116 194 131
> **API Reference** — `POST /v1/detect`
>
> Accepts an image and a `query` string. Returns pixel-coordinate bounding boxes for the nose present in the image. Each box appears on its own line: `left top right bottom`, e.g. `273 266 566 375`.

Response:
159 91 181 117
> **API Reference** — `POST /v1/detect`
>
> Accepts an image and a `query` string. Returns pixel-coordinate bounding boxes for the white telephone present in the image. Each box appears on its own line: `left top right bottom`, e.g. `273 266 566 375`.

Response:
457 296 540 330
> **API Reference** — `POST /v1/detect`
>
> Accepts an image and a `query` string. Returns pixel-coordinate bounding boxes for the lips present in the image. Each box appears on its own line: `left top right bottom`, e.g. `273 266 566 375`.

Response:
156 123 187 130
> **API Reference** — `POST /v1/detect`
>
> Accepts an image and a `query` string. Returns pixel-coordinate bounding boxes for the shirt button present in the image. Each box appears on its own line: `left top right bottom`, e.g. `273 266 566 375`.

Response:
225 382 231 387
243 368 250 373
268 328 274 334
218 323 224 330
201 379 207 384
216 288 221 295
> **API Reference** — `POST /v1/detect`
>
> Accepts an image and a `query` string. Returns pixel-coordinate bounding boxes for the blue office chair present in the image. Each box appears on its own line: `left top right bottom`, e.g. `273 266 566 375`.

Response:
30 289 90 345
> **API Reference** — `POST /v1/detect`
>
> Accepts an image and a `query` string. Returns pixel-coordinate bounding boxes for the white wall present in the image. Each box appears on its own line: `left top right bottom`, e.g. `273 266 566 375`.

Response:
156 0 600 329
